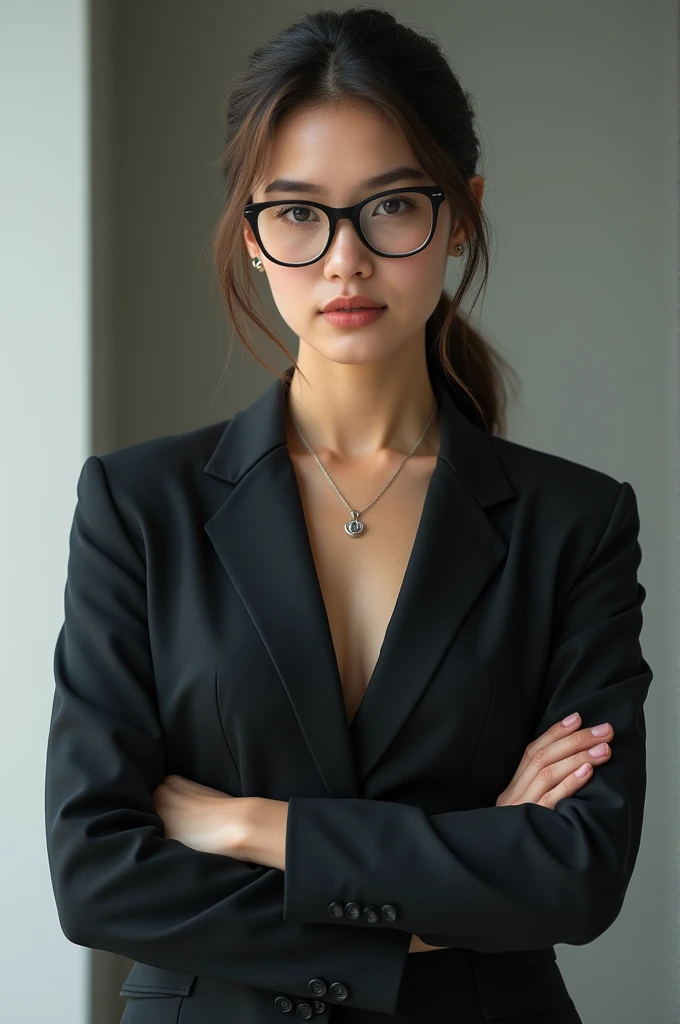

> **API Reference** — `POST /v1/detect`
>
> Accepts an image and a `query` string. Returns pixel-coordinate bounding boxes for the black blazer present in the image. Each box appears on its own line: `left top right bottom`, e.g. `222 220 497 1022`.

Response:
45 366 652 1023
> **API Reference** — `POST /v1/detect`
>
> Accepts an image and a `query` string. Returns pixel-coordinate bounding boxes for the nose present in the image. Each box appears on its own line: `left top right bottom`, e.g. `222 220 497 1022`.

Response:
322 216 373 278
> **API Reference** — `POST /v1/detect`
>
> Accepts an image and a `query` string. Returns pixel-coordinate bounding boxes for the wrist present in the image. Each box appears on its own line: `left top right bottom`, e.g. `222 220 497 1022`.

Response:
232 796 288 870
223 796 258 857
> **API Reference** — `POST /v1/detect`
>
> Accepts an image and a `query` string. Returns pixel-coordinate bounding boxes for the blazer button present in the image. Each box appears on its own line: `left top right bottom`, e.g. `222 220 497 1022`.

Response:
308 978 327 997
329 981 349 1001
327 901 344 919
381 904 398 922
274 995 293 1012
362 904 380 924
313 1000 326 1013
344 901 362 919
295 1003 313 1019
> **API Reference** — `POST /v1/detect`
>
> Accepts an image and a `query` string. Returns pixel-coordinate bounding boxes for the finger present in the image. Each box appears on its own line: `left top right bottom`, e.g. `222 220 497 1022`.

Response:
500 738 612 808
537 760 595 810
520 742 612 806
512 720 615 794
505 712 583 790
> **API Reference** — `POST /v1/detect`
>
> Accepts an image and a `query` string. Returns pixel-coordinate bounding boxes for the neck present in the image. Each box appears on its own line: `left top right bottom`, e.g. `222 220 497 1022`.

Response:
285 343 441 463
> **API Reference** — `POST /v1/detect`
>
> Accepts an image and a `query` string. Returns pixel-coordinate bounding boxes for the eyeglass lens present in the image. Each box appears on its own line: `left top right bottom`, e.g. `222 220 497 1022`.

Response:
256 192 434 264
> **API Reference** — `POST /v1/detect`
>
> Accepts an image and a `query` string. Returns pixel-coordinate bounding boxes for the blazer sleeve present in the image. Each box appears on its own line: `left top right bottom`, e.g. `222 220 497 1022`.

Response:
283 481 652 950
44 454 411 1017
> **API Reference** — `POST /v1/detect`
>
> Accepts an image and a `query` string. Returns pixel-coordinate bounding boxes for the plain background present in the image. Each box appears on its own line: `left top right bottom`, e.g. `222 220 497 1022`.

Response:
1 1 677 1021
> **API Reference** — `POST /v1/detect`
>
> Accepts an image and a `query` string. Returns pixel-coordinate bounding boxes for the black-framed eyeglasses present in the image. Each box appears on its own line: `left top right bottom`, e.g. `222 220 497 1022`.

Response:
243 185 447 268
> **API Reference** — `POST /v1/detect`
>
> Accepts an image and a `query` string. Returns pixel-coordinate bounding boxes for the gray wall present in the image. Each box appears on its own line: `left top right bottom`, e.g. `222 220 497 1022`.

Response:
45 0 680 1021
1 1 91 1022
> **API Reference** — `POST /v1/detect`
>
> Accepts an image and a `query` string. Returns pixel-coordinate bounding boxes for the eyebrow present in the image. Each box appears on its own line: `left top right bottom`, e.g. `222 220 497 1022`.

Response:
262 165 429 197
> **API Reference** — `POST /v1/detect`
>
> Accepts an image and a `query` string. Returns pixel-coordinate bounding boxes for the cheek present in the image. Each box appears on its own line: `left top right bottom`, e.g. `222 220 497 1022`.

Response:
385 202 450 298
266 268 317 330
387 247 446 316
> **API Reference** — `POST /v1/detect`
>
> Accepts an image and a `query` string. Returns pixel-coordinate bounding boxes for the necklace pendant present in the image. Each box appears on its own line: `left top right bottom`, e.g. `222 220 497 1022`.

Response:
344 511 365 537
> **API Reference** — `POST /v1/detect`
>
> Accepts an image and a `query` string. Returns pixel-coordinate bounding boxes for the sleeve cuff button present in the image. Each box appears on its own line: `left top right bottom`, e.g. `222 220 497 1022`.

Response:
381 904 398 922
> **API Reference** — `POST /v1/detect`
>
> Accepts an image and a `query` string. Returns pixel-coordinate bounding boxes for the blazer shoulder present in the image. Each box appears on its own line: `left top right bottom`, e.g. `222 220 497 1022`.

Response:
73 420 232 565
487 434 636 552
92 418 231 496
490 433 626 501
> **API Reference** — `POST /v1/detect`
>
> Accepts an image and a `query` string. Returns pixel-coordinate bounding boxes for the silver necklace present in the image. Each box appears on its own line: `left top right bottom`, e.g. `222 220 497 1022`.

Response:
290 398 438 537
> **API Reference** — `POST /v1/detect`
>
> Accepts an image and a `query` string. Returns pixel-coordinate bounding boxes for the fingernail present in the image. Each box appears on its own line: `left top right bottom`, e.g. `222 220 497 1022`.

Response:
562 713 579 726
588 742 608 757
574 763 591 778
590 723 610 737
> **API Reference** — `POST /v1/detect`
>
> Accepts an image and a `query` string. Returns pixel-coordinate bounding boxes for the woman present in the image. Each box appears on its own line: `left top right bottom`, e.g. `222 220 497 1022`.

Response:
45 8 652 1023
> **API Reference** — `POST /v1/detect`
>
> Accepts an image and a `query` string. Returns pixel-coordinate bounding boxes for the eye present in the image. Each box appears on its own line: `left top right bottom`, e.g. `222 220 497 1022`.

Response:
273 205 320 224
372 196 417 216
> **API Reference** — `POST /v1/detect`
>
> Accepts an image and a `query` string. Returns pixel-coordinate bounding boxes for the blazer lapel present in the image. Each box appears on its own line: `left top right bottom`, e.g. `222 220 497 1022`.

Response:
203 366 515 798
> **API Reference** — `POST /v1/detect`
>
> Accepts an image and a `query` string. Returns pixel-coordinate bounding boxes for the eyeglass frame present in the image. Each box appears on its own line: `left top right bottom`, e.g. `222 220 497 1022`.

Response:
243 185 447 268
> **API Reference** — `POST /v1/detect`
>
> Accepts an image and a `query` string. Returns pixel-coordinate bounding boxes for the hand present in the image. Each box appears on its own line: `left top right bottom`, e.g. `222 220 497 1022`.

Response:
408 934 451 952
496 713 615 809
151 774 248 855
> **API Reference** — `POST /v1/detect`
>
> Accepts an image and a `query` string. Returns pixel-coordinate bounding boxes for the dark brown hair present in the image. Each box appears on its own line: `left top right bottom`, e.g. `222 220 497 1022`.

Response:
212 6 518 435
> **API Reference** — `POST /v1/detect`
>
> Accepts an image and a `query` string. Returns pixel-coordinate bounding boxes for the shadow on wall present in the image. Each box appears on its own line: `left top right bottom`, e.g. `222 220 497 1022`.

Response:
92 949 133 1024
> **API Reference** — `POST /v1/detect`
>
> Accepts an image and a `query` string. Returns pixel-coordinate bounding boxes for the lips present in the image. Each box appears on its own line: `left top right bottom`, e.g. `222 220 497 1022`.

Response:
321 306 386 327
321 296 385 313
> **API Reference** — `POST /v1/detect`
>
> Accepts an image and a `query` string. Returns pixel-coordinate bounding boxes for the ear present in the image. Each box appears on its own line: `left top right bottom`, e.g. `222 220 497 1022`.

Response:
448 175 485 255
447 217 467 256
243 221 261 262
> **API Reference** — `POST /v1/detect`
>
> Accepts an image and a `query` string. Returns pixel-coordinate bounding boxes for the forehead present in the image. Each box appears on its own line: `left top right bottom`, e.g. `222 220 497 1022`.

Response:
252 99 427 200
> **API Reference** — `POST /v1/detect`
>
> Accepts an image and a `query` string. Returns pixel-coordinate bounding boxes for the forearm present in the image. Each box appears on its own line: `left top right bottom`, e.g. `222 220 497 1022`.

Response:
281 786 643 948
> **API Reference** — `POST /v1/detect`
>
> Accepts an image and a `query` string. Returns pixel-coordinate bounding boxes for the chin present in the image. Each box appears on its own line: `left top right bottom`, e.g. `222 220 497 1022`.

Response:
322 339 403 367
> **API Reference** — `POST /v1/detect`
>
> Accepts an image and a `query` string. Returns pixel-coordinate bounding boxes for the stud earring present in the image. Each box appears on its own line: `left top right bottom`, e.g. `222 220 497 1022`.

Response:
454 243 465 255
252 256 265 272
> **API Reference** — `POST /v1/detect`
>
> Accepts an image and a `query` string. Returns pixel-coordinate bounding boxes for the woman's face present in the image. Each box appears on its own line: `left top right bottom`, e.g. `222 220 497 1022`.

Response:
243 98 480 368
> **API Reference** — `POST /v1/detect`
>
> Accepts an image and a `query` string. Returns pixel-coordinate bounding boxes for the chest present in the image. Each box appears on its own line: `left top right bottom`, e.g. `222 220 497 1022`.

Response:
289 450 439 725
154 438 554 806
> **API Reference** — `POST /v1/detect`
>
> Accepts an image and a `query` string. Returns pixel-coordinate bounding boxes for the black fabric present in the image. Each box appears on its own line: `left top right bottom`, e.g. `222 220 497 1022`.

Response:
330 946 583 1023
118 948 584 1023
45 365 650 1022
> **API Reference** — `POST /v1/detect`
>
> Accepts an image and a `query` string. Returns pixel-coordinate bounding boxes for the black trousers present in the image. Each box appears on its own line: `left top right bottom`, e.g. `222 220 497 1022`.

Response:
328 947 583 1024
